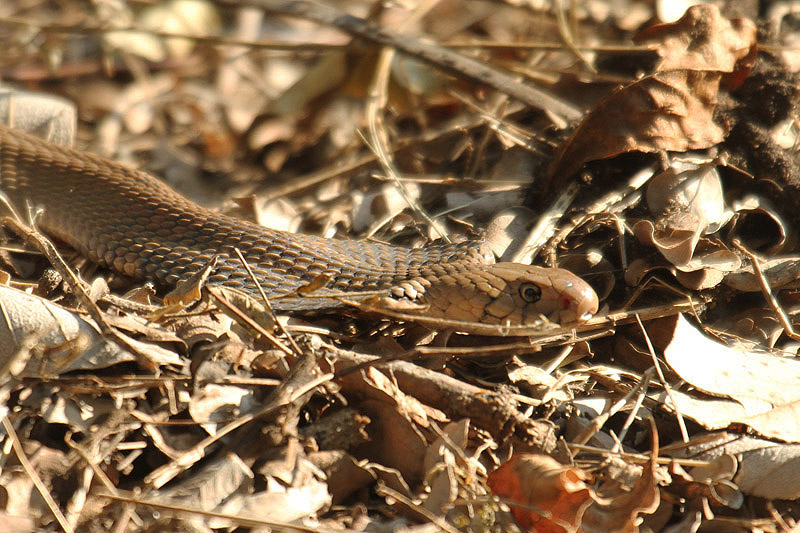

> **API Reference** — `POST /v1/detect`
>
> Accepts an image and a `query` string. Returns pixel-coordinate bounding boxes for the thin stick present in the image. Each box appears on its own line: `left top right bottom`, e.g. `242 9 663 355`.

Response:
733 239 800 341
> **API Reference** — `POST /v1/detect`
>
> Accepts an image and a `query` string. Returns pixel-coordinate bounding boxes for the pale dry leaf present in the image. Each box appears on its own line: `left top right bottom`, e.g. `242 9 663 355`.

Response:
655 0 694 22
734 443 800 499
633 219 741 289
507 364 564 402
0 285 139 375
673 434 800 500
216 7 269 132
422 419 469 515
673 247 741 290
767 3 800 71
209 455 330 526
662 314 800 441
736 403 800 443
633 222 696 268
353 182 421 234
0 87 76 145
105 0 221 62
724 256 800 292
218 480 331 526
484 207 537 260
581 458 660 533
153 452 253 511
645 158 730 235
668 457 743 510
664 314 800 405
709 308 787 347
188 383 259 434
93 75 176 157
1 442 68 524
648 387 751 430
21 388 118 428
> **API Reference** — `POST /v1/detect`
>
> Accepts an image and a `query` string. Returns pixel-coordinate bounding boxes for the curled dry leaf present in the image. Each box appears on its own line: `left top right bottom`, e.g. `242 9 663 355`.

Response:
668 457 744 510
487 454 594 532
487 453 659 532
645 158 730 236
734 443 800 500
0 285 190 376
631 158 740 289
188 382 260 432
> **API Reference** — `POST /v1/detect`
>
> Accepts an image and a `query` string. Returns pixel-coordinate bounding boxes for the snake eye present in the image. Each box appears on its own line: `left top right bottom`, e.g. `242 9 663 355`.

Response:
519 282 542 303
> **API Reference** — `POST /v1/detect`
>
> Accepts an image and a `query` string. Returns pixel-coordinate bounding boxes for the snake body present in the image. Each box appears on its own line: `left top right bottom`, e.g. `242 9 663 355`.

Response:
0 124 598 325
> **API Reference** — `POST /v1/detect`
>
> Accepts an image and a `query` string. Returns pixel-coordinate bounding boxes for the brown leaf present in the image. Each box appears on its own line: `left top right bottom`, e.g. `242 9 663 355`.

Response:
163 255 220 306
488 449 659 532
634 4 757 88
548 70 725 183
487 454 594 532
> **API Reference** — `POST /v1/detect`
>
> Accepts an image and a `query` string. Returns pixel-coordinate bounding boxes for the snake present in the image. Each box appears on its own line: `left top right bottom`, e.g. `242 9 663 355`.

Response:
0 123 598 326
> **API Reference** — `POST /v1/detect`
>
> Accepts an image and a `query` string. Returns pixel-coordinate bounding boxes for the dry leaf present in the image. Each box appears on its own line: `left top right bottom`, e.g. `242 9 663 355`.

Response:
634 4 757 86
487 454 594 532
548 5 757 187
0 285 141 376
548 70 725 184
659 314 800 442
487 452 660 533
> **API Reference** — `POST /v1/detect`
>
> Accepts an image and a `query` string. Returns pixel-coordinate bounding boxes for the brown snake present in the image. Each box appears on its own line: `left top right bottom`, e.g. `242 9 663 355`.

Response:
0 124 598 326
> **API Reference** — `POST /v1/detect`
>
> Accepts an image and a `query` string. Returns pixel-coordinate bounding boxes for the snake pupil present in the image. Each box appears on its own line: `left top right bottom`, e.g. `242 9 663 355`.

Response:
519 283 542 303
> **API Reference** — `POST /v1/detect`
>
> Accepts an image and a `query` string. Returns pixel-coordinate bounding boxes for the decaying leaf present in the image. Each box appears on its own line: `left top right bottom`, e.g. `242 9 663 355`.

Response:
548 70 725 183
547 4 757 187
487 451 659 532
633 4 757 86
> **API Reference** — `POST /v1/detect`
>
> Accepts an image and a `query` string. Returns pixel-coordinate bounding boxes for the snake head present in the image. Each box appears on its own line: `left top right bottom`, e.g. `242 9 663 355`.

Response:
412 263 598 326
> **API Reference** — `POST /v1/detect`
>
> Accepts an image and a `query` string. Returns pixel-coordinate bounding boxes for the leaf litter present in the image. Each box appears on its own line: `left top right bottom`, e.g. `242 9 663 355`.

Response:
0 1 799 531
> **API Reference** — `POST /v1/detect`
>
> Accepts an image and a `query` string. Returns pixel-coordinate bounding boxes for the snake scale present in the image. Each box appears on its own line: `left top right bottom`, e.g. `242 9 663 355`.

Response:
0 123 598 326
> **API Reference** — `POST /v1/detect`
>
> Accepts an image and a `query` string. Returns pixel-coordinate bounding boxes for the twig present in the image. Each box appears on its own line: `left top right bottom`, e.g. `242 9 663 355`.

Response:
733 239 800 341
232 0 583 122
232 247 302 356
2 415 74 533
